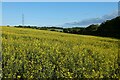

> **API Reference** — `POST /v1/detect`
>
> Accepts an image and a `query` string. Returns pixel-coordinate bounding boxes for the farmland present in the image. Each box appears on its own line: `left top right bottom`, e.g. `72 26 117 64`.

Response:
2 26 120 79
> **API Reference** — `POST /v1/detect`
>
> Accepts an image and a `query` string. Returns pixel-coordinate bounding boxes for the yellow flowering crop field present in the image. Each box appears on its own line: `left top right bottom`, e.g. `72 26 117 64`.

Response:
2 26 120 79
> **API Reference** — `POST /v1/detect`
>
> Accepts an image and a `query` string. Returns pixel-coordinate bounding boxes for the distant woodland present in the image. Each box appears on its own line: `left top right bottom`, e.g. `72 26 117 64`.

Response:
13 16 120 39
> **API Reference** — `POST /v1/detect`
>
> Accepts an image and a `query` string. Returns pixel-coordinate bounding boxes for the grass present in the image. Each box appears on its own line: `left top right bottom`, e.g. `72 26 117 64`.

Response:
2 26 120 79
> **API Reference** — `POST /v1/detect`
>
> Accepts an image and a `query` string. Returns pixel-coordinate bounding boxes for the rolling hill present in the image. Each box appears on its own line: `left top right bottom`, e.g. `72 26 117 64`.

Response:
2 26 120 79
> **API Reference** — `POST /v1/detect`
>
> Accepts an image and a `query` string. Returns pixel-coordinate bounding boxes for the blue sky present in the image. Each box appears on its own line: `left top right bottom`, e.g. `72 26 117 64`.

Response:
2 2 118 27
2 0 120 2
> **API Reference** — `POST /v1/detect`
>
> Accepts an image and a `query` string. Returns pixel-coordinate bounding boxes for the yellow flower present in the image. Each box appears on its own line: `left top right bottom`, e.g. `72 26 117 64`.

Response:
17 76 21 78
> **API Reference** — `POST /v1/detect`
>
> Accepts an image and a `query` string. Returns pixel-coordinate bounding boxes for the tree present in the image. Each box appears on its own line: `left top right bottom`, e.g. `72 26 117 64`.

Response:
97 16 120 38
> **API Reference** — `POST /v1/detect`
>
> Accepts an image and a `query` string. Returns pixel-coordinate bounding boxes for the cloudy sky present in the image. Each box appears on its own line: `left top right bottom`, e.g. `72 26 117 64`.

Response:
2 2 118 27
64 10 118 27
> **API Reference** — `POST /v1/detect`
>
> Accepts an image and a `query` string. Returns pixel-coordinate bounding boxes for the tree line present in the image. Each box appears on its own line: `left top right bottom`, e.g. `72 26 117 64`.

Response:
14 25 63 30
12 16 120 39
63 16 120 39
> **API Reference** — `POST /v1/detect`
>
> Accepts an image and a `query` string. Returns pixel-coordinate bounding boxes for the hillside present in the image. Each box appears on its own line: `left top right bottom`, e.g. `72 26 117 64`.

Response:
97 16 120 38
2 26 120 79
62 16 120 39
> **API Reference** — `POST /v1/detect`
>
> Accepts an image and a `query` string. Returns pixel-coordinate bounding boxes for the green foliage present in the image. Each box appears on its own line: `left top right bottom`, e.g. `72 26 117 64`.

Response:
82 24 99 35
97 16 120 38
63 24 99 35
63 16 120 39
85 24 99 31
14 16 120 39
14 25 63 31
2 26 120 79
63 27 85 34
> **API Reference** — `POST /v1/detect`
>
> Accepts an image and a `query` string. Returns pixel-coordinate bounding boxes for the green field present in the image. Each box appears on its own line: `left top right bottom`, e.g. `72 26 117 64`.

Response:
2 26 120 79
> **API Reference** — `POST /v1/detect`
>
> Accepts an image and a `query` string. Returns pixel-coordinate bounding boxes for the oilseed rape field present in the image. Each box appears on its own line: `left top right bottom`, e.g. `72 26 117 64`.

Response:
2 26 120 79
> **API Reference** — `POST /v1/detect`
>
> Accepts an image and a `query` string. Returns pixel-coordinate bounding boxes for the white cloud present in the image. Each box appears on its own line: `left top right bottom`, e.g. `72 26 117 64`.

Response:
63 10 118 27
